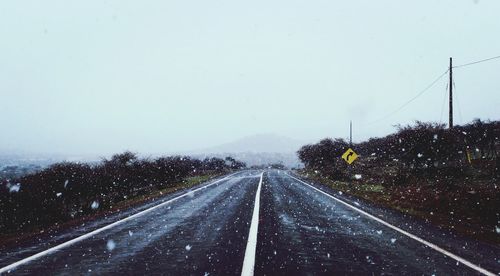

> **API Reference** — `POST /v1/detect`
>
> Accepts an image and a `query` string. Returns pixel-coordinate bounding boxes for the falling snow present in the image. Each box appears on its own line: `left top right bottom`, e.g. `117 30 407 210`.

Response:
106 240 116 251
7 183 21 193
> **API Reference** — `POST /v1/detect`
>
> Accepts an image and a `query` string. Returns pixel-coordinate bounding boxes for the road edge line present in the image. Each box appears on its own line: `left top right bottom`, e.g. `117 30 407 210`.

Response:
241 171 264 276
0 171 241 274
286 173 495 276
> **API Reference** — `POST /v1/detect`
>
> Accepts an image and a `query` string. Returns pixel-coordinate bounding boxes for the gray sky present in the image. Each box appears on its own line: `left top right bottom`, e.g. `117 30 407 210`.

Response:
1 0 499 156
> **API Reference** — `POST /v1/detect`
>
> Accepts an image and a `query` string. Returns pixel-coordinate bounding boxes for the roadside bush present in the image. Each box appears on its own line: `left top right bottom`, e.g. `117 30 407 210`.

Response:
0 152 245 234
298 120 499 185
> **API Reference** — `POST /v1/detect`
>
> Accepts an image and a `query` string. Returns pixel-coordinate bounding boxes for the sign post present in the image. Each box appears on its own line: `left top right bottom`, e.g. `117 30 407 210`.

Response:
342 121 358 185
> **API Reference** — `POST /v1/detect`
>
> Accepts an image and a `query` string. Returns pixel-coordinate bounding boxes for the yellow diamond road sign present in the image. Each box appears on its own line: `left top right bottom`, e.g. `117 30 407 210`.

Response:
341 148 358 165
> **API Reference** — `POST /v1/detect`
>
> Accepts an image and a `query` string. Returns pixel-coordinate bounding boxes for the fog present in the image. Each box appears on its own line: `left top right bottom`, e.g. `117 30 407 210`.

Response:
1 0 499 156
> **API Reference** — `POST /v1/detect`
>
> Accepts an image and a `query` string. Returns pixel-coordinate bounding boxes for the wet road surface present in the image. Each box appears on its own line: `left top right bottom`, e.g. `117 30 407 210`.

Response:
1 170 498 275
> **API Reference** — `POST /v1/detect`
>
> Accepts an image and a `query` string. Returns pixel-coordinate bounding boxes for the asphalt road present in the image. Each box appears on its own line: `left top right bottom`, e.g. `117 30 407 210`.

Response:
1 170 498 275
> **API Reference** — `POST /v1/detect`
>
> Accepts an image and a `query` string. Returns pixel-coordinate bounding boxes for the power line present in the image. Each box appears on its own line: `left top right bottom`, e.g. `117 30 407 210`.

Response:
439 83 448 124
367 69 449 125
453 55 500 68
366 55 498 128
453 81 464 123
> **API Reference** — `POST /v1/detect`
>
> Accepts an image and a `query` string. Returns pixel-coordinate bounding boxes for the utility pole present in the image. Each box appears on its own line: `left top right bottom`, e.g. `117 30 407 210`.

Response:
349 120 352 146
449 57 453 129
348 120 353 184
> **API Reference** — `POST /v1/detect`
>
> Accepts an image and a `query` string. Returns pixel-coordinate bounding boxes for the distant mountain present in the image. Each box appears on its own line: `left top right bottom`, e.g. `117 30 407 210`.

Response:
188 134 308 168
0 134 310 169
196 133 306 154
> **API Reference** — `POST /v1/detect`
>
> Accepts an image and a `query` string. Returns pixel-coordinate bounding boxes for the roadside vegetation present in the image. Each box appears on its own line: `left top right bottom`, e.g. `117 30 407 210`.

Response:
297 119 499 243
0 152 245 243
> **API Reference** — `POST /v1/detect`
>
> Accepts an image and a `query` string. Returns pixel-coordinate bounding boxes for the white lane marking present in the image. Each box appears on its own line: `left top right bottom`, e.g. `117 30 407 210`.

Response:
0 171 242 274
241 172 264 276
286 173 495 276
231 176 261 180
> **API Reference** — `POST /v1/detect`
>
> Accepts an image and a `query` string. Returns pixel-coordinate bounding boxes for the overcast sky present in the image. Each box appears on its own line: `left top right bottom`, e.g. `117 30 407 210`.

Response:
1 0 499 156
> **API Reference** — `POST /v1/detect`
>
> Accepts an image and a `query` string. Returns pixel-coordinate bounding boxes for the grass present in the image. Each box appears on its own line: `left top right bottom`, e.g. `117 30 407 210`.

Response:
302 172 388 202
110 174 217 211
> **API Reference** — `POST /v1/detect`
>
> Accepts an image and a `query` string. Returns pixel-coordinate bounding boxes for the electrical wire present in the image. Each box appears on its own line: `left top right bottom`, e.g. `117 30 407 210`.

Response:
453 81 463 123
364 54 498 127
439 83 448 124
453 55 500 68
367 69 449 125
